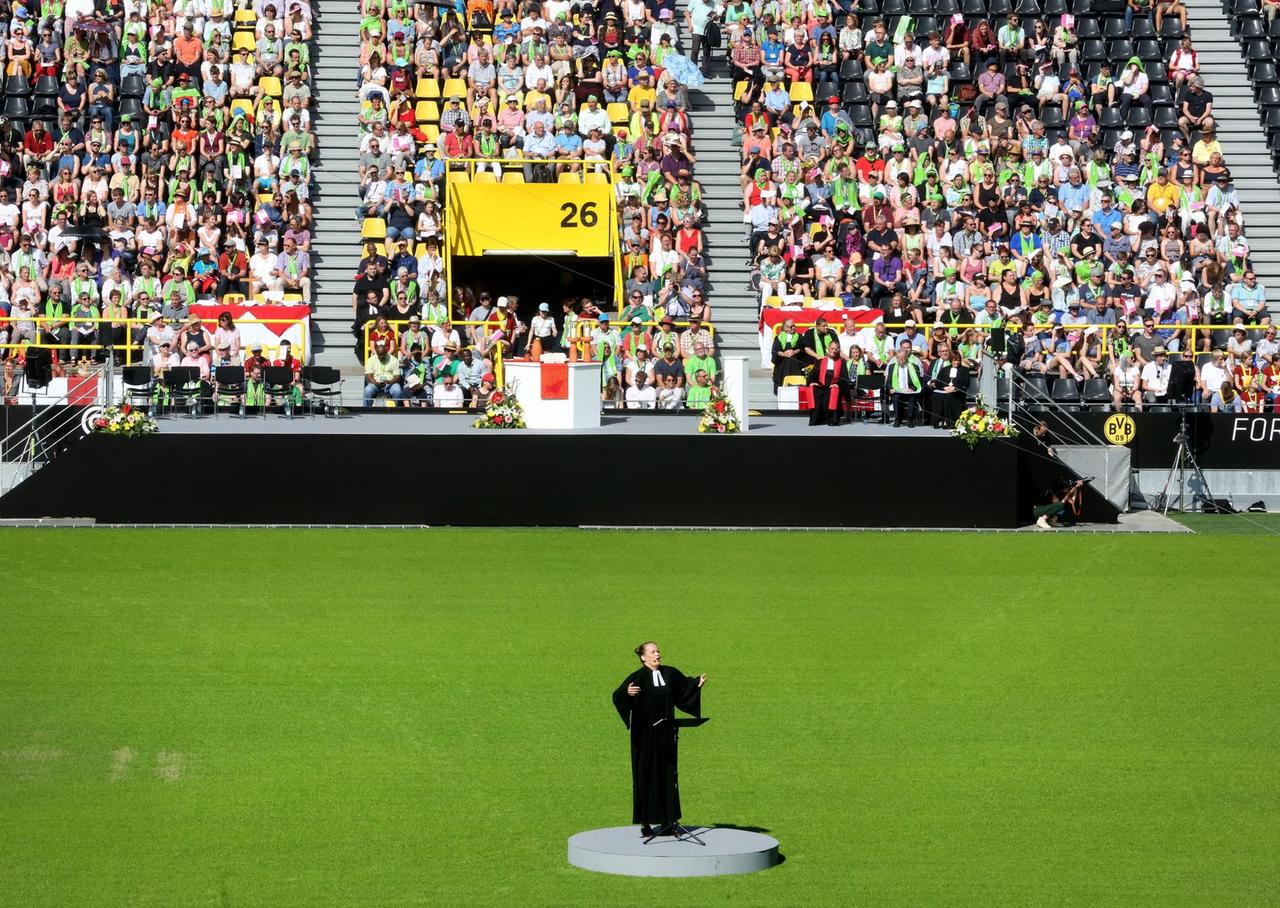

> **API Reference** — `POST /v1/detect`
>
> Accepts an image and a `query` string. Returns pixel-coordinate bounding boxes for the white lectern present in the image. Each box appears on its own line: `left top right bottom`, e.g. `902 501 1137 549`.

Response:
502 360 601 430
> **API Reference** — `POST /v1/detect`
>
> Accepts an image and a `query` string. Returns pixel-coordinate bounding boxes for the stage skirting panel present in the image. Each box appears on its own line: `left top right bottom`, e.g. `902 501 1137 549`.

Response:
0 430 1045 528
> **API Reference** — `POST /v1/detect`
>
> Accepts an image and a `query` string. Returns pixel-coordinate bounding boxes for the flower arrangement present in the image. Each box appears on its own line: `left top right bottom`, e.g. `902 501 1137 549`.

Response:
697 386 741 434
473 383 526 429
952 397 1017 449
91 404 158 438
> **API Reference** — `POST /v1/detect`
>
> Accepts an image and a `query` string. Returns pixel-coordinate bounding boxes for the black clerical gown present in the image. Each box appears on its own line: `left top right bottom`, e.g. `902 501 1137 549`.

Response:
771 330 806 387
612 665 701 826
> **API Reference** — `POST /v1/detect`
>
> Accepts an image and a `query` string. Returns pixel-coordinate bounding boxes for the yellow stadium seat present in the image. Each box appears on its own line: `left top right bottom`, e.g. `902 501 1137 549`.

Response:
606 102 628 124
361 218 387 240
502 170 525 183
414 242 427 257
282 293 305 304
420 125 441 143
414 100 439 123
446 170 470 185
256 192 272 204
558 172 581 184
733 81 749 101
441 78 467 100
232 31 255 52
765 296 782 307
789 82 814 103
473 171 497 183
584 171 609 184
230 98 254 120
415 77 440 99
258 76 282 98
234 9 256 29
222 293 246 306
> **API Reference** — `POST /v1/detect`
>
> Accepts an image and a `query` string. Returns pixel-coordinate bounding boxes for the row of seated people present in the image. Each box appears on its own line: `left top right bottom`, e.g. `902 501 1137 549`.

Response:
353 0 707 361
0 0 316 370
772 312 1280 424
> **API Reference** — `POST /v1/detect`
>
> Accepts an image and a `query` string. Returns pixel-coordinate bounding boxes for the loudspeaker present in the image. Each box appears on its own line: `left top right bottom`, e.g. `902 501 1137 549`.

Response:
24 346 52 389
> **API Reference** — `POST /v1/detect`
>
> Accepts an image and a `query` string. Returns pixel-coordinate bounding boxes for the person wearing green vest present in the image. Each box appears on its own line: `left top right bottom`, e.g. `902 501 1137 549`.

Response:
885 347 923 427
686 369 713 409
771 318 805 387
684 341 717 383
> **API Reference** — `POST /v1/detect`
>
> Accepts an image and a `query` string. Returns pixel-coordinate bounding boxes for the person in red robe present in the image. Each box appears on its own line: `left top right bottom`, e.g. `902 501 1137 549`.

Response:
809 346 851 426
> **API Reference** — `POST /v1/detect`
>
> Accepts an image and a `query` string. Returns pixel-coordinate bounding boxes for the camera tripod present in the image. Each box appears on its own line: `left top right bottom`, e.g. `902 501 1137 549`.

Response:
1150 410 1216 515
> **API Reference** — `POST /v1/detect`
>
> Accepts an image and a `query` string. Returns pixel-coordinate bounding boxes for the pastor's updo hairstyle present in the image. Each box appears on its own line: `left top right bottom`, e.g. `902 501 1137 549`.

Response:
635 641 658 660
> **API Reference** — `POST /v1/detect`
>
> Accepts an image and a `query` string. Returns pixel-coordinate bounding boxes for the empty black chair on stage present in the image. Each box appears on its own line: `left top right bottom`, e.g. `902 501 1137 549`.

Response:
1044 0 1067 11
1258 85 1280 107
4 73 30 96
962 0 986 14
988 0 1012 15
1153 106 1179 128
1041 107 1065 128
814 82 839 104
1149 83 1173 107
33 75 58 96
1251 61 1278 83
213 366 247 417
163 366 202 415
935 0 959 14
30 96 56 118
2 96 29 118
1160 17 1184 38
121 74 146 98
881 0 906 15
1015 0 1041 12
1080 38 1105 62
1246 38 1271 61
1130 17 1156 38
1136 38 1162 60
263 366 297 417
1145 61 1168 83
121 366 153 409
1264 106 1280 127
850 104 872 126
1235 0 1259 15
839 59 864 82
302 366 344 417
908 0 931 14
118 97 144 119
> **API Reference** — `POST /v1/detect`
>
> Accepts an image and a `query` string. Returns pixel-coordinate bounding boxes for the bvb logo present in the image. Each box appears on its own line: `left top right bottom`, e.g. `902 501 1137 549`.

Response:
1103 413 1136 446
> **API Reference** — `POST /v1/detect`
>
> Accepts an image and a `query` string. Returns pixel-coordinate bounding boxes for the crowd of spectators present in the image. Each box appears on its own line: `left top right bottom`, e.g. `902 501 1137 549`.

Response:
726 1 1274 411
0 0 317 376
353 0 724 408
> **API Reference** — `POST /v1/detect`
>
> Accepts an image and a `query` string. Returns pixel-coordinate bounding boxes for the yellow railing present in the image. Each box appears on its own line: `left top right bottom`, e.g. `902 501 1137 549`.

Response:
1 316 308 365
569 318 718 359
440 157 618 182
362 318 504 386
770 320 1264 359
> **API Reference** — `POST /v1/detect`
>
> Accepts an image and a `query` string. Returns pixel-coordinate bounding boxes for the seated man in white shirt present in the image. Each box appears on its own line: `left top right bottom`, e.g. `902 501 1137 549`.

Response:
432 372 465 407
1140 346 1172 403
625 371 658 408
1196 350 1229 405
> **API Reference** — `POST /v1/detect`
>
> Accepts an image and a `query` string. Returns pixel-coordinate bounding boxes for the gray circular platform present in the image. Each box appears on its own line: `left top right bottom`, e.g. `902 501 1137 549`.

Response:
567 826 781 877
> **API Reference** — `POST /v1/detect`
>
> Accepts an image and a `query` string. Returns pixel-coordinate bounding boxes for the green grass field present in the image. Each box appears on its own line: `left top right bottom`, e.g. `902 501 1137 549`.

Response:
2 528 1278 906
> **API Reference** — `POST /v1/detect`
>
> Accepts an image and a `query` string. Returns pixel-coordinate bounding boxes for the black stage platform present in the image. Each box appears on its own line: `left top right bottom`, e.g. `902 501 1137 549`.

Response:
0 414 1117 528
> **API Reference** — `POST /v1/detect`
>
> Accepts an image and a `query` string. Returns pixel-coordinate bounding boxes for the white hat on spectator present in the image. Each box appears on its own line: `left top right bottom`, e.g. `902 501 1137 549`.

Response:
496 297 508 309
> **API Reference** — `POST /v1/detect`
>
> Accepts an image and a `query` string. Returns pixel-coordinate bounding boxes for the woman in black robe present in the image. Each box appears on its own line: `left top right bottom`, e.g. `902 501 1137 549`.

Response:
611 642 706 838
